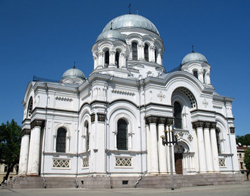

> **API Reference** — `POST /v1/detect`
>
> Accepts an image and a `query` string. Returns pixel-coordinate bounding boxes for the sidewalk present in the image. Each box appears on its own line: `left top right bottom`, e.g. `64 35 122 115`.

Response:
0 181 249 196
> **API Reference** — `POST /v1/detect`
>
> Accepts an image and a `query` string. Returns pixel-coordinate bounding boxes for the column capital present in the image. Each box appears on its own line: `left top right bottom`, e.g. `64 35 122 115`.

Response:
90 113 95 123
204 122 211 129
192 121 204 129
147 116 158 124
158 117 167 125
211 122 217 129
21 129 31 137
166 118 173 126
97 113 106 122
31 120 44 129
230 127 235 134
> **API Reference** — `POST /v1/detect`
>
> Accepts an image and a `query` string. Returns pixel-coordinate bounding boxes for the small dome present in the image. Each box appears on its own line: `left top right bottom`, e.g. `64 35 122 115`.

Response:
102 14 160 35
62 67 85 80
181 52 208 65
96 29 126 43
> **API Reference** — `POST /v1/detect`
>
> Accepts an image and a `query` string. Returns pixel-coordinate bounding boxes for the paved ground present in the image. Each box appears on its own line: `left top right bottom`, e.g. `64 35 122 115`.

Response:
0 181 249 196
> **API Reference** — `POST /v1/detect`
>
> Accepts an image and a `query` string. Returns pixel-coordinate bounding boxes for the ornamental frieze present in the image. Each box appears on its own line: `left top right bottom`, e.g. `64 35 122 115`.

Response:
111 89 135 96
55 96 73 102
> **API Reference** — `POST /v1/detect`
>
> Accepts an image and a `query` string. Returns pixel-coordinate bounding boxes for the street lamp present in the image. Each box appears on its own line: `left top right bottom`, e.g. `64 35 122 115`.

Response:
161 127 178 190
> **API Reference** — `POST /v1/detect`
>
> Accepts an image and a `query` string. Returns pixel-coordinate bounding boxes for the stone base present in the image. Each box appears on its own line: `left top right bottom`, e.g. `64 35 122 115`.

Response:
9 173 244 189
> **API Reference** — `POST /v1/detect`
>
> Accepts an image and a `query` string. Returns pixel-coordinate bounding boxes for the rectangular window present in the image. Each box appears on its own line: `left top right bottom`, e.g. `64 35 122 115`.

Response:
53 158 70 168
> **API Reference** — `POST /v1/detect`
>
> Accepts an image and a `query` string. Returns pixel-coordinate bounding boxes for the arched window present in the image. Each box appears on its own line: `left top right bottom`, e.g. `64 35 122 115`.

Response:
132 42 138 60
144 43 149 61
174 101 182 129
104 50 109 67
56 128 67 152
203 70 206 83
117 119 128 150
115 51 120 67
155 49 158 63
85 122 89 151
193 70 198 79
216 129 221 154
27 97 33 117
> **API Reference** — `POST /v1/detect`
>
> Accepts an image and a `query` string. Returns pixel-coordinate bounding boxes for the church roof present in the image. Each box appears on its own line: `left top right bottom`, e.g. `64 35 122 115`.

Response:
96 29 126 43
102 14 160 35
181 52 208 65
62 67 85 80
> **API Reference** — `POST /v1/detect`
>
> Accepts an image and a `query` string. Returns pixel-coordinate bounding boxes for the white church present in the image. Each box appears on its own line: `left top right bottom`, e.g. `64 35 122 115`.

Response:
18 13 241 188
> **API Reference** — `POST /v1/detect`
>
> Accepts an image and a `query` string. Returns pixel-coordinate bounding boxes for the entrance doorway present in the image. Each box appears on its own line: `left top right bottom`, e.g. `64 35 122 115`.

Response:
175 153 183 174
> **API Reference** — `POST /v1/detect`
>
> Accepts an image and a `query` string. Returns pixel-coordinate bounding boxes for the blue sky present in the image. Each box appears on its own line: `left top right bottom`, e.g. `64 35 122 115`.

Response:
0 0 249 136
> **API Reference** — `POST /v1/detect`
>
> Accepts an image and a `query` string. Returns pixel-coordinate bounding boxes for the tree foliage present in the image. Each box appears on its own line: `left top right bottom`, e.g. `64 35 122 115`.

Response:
244 149 250 169
236 134 250 146
0 119 21 182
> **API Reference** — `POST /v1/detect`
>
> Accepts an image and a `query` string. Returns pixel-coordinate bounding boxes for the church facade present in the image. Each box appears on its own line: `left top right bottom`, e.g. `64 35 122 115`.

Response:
19 14 239 178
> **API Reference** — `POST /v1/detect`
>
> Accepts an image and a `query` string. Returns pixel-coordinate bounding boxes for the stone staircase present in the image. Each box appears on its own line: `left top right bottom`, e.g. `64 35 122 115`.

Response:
6 173 243 189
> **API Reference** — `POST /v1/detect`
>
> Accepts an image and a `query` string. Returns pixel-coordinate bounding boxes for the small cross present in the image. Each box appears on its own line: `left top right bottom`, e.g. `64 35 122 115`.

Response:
192 45 194 53
157 91 165 101
73 61 76 68
128 3 131 14
202 99 208 108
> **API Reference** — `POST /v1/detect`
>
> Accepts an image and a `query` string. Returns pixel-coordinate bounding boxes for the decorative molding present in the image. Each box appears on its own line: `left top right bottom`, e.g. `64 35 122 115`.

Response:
111 89 135 96
211 122 217 129
55 96 73 102
187 134 193 142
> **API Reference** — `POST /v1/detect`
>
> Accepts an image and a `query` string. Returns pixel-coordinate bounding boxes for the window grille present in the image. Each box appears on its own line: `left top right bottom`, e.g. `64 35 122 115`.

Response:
82 157 89 168
219 158 226 167
116 157 132 167
53 159 70 168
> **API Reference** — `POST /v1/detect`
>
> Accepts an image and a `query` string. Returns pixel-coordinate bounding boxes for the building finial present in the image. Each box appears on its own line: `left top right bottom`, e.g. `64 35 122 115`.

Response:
192 45 194 53
73 61 76 68
128 3 131 14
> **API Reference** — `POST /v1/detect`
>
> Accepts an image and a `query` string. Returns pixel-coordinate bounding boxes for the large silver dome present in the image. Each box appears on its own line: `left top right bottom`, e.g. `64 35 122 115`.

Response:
62 67 85 80
102 14 160 35
181 52 208 65
96 29 126 43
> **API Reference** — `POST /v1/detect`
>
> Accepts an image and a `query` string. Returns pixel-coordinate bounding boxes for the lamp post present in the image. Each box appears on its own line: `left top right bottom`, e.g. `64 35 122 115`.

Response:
161 125 178 190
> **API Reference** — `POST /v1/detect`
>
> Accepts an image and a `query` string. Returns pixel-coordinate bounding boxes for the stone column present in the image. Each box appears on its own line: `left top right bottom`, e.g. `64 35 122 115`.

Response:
109 51 115 66
158 117 167 174
146 123 151 172
96 113 106 174
204 122 213 172
210 122 220 172
27 120 44 176
19 130 30 176
148 116 159 174
156 50 162 65
98 52 104 67
229 127 239 171
193 121 206 173
139 44 144 60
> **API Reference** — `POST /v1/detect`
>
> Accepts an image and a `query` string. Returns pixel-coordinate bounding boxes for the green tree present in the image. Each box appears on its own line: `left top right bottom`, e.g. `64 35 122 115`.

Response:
244 149 250 169
0 119 21 182
236 134 250 146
